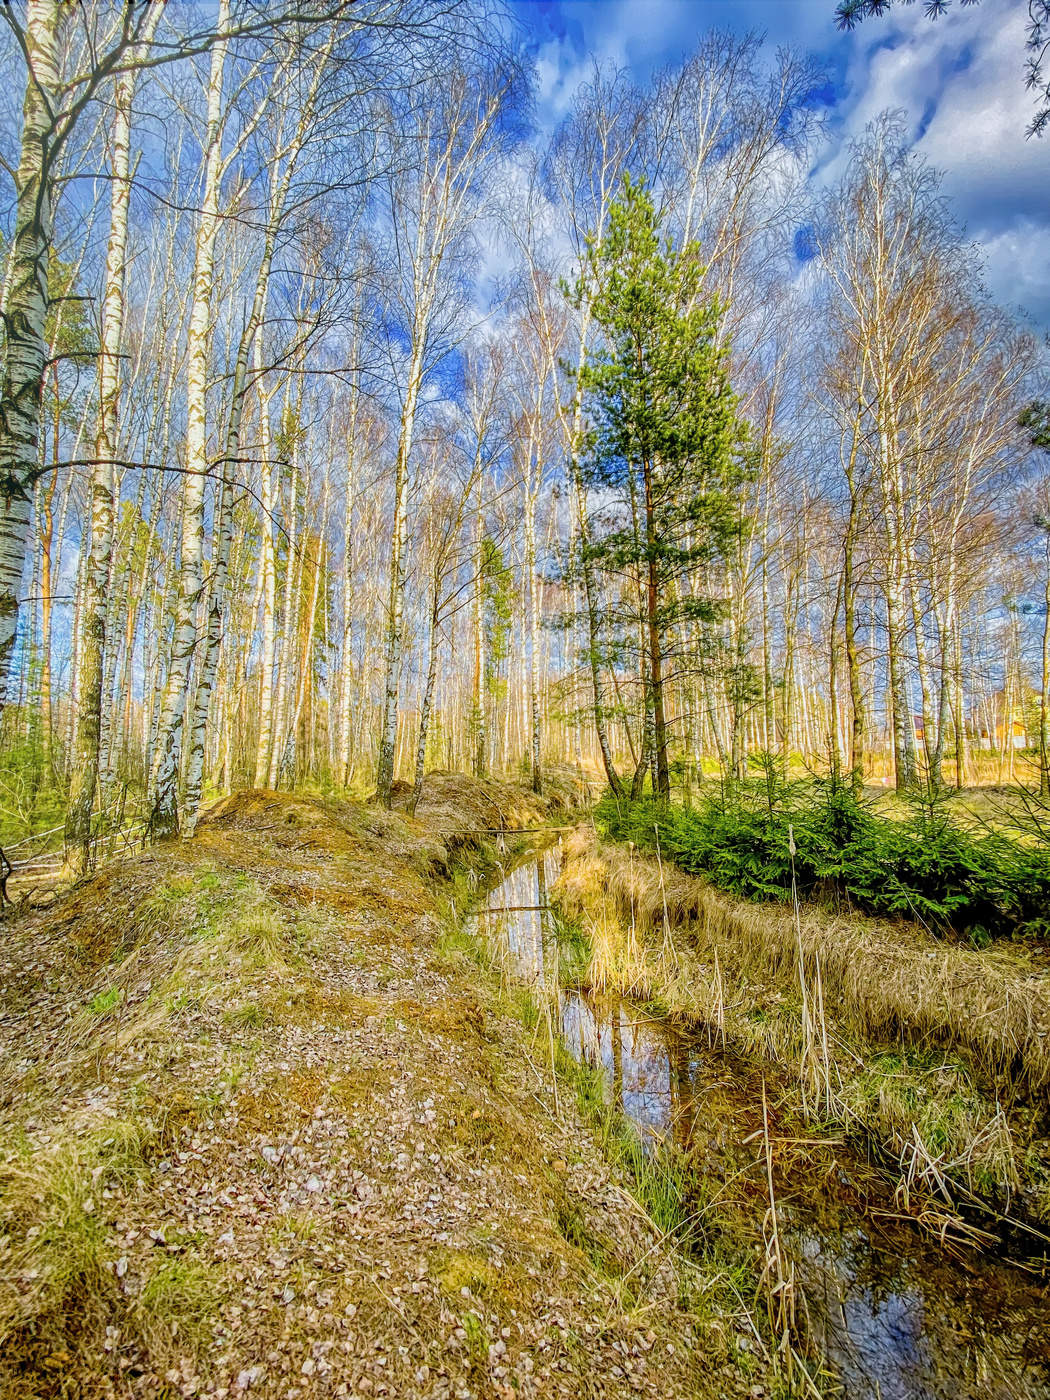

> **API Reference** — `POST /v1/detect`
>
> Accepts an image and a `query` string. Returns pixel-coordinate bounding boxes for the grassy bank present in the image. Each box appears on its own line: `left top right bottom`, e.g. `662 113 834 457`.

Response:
0 774 787 1400
445 871 828 1400
553 825 1050 1236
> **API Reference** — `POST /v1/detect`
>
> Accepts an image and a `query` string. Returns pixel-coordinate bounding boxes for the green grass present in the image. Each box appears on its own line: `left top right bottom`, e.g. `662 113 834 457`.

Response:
549 907 591 986
87 986 121 1015
136 1253 220 1349
460 1308 490 1365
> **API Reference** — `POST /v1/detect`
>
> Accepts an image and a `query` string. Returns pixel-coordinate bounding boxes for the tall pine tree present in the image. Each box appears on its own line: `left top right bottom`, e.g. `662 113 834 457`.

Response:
574 175 748 799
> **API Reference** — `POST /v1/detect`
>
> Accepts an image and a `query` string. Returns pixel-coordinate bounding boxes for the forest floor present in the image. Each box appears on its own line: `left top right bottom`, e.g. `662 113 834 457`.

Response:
0 774 780 1400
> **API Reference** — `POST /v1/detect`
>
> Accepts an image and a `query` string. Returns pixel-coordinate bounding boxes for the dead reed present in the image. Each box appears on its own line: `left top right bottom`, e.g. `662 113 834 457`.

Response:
554 827 1050 1224
556 828 1050 1100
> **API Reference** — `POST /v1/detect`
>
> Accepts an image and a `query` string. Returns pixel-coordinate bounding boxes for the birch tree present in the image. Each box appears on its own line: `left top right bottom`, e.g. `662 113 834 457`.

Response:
0 0 315 713
373 60 515 805
147 4 233 837
63 3 163 876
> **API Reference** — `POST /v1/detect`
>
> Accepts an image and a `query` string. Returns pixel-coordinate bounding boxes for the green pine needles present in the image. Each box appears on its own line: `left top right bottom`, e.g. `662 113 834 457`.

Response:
567 175 750 801
595 780 1050 944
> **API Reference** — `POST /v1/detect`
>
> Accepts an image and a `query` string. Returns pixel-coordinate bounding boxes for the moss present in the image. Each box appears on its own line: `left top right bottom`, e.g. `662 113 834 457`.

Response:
435 1249 501 1300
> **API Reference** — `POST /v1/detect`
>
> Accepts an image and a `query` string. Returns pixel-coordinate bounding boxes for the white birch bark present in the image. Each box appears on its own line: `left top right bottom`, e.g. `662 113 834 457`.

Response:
338 408 361 786
148 4 229 836
375 75 504 805
64 3 161 874
184 36 334 826
0 0 60 712
254 344 278 787
471 472 487 778
375 359 422 801
268 422 300 788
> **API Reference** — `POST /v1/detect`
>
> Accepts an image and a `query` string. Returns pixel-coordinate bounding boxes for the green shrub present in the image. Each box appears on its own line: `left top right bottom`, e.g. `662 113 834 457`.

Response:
594 781 1050 942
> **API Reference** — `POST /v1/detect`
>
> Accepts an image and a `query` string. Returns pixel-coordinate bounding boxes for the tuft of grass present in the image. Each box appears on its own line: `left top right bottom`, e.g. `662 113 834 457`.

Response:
87 985 121 1015
460 1308 490 1365
0 1121 150 1379
226 903 288 965
136 1253 219 1350
223 999 267 1028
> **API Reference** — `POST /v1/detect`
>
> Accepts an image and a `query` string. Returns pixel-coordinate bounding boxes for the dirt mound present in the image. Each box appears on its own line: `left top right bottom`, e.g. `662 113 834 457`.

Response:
396 771 554 835
0 778 755 1400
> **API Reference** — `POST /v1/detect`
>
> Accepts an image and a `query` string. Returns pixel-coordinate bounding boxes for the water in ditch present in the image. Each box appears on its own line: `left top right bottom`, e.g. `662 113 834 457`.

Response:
466 842 1050 1400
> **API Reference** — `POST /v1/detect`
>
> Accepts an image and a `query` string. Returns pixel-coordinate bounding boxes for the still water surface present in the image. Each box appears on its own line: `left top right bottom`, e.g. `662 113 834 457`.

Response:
466 842 1050 1400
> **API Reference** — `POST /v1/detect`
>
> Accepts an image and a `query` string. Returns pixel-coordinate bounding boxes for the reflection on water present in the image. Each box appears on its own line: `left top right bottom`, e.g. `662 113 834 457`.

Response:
468 843 1050 1400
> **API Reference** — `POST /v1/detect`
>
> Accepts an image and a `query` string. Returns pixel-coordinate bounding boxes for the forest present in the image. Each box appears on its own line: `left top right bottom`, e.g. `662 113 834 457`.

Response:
1 0 1047 874
2 2 1050 1399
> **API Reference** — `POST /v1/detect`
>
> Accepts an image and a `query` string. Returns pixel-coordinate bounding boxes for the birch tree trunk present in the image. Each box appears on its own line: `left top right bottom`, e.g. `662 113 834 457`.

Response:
471 477 487 778
1041 534 1050 797
254 343 278 787
375 364 421 803
65 5 160 874
148 6 228 836
0 0 61 713
410 573 441 813
183 120 307 827
268 428 300 788
338 323 364 786
843 505 865 791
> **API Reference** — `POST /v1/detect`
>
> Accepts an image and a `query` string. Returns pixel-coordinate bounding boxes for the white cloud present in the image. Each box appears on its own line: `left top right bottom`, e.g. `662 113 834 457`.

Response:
517 0 1050 330
812 0 1050 328
979 219 1050 334
916 3 1049 229
532 39 592 132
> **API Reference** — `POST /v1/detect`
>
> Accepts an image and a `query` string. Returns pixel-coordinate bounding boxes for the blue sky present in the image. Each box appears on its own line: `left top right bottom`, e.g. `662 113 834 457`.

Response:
511 0 1050 332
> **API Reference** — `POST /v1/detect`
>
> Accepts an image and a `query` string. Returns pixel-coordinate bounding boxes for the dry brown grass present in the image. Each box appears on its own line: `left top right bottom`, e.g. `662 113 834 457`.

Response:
557 829 1050 1100
393 769 557 838
554 828 1050 1224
